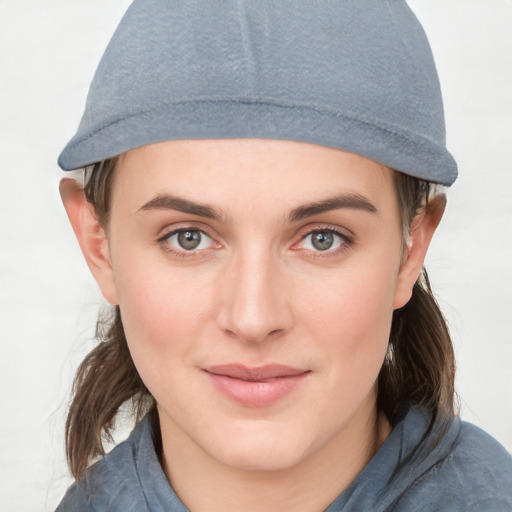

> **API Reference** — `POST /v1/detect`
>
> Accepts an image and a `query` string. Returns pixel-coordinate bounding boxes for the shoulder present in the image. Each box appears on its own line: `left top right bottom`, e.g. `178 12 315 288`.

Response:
453 420 512 472
444 422 512 507
393 419 512 512
55 420 152 512
438 420 512 497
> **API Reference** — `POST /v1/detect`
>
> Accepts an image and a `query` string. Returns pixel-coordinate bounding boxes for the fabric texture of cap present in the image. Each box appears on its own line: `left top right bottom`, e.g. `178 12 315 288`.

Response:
58 0 458 185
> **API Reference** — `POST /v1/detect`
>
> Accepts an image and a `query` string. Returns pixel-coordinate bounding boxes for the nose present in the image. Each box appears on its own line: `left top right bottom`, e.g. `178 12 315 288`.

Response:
216 248 293 344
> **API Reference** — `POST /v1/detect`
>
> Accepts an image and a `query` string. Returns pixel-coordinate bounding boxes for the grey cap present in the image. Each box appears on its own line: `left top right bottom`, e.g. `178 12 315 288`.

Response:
58 0 458 185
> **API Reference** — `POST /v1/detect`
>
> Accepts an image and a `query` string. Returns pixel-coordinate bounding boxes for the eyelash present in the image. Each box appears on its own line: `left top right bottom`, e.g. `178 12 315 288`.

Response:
295 226 353 256
157 225 354 258
157 227 218 258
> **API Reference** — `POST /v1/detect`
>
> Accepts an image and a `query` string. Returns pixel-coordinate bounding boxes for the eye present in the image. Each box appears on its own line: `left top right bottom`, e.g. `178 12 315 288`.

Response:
161 229 215 252
300 229 348 252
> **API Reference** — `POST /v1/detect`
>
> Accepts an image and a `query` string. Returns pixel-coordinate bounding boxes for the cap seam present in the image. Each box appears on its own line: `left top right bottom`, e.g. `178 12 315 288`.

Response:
68 97 445 154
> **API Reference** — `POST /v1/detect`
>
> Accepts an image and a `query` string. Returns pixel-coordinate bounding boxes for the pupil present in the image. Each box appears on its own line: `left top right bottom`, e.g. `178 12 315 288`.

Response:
312 231 333 251
178 230 201 250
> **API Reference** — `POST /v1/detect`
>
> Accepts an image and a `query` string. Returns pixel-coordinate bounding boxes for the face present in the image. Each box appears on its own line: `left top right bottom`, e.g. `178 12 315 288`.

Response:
105 139 406 472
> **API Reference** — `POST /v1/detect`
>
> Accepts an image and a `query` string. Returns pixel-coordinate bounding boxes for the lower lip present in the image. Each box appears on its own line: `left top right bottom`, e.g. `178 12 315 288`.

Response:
204 371 309 407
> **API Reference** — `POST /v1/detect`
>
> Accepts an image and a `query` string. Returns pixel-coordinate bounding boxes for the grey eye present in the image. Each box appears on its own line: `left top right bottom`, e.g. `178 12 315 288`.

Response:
301 230 345 252
310 231 334 251
164 229 213 251
177 230 202 250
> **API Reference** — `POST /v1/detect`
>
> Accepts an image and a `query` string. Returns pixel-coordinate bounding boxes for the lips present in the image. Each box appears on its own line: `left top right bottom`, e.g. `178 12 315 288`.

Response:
203 364 310 407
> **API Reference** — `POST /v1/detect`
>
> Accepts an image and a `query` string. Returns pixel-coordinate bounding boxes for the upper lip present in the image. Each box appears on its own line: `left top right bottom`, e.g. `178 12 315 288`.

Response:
204 364 309 382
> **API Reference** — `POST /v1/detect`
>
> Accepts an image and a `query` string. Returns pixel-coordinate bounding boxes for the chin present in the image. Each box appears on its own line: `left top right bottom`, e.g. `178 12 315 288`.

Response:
204 421 318 473
216 444 308 473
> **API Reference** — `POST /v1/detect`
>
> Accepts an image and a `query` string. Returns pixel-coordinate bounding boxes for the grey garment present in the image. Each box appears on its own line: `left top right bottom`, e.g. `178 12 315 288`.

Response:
56 407 512 512
58 0 457 186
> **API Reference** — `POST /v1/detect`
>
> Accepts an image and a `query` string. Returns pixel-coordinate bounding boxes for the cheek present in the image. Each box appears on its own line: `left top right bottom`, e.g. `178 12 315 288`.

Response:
295 251 399 391
300 251 398 335
111 254 214 393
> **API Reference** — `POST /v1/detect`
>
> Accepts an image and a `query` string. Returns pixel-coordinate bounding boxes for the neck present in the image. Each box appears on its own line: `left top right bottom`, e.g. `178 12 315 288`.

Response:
159 399 391 512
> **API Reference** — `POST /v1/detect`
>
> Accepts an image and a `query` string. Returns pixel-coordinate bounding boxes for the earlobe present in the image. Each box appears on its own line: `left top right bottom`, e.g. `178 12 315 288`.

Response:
59 178 119 305
393 194 446 309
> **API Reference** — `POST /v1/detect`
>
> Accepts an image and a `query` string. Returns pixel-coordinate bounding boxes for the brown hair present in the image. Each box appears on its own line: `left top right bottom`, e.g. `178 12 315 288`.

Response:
64 158 456 479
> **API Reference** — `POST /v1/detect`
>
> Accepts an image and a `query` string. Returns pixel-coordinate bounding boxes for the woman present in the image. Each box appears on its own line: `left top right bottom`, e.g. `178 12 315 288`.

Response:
55 1 512 510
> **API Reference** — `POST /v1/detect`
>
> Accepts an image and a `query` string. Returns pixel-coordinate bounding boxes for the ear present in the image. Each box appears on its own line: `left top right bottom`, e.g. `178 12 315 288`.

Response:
393 194 446 309
60 178 119 305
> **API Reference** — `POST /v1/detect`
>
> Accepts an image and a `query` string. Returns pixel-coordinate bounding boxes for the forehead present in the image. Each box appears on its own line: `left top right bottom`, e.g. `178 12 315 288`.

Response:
113 139 395 213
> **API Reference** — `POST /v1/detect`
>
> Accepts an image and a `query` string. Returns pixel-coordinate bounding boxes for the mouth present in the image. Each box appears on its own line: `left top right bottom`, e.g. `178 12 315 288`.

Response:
203 364 311 407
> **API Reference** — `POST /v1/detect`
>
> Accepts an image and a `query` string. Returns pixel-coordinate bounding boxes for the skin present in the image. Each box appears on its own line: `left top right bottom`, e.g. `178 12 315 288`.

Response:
61 139 444 512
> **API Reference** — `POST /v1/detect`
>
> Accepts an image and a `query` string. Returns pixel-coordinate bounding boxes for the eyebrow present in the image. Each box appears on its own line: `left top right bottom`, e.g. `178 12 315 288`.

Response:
289 193 377 222
137 194 226 222
137 192 377 223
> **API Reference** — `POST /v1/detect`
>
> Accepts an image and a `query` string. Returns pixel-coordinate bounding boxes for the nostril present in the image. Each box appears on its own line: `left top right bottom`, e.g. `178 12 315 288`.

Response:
221 323 286 345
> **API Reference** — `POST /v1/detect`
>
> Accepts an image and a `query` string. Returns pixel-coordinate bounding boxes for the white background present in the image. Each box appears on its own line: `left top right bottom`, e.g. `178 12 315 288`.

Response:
0 1 511 510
